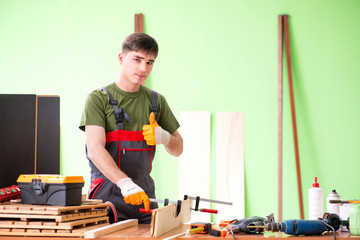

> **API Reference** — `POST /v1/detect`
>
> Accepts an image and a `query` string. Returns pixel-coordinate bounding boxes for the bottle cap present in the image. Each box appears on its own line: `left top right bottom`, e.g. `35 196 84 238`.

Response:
328 189 340 198
312 177 319 187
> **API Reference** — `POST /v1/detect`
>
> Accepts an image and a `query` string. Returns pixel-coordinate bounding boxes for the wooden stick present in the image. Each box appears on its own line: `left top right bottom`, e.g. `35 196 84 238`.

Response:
278 14 283 222
138 13 144 32
283 14 304 219
134 13 144 33
134 14 139 32
84 219 138 239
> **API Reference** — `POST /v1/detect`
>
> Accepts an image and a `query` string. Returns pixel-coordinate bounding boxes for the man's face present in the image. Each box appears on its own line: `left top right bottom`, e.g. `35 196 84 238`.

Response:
119 51 155 86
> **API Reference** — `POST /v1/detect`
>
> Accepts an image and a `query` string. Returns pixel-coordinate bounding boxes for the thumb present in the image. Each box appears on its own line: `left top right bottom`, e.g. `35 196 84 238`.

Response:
143 195 150 211
149 112 156 125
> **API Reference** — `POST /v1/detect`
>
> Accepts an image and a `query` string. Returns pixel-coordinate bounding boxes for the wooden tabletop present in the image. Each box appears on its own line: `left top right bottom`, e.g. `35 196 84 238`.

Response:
0 224 358 240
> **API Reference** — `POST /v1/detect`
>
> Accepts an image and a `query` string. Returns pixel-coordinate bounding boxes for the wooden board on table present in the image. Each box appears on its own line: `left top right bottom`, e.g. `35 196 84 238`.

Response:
0 201 110 237
0 216 109 230
150 199 192 238
216 112 245 221
0 222 109 237
0 209 107 222
178 111 211 223
84 219 138 238
0 202 109 215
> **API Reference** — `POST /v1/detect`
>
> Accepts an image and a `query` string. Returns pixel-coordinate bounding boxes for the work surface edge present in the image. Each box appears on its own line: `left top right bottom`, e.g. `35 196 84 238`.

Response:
0 224 358 240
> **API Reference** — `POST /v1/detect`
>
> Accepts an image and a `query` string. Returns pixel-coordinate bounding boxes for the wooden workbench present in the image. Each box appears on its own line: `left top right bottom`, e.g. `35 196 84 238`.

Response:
0 224 358 240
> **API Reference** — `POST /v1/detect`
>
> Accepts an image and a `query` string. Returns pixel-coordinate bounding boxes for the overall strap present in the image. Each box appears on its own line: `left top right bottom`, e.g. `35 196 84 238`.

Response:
101 87 131 130
151 90 159 120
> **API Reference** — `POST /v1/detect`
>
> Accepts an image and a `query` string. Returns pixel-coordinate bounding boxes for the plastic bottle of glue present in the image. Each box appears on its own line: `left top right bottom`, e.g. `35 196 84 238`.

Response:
308 177 323 220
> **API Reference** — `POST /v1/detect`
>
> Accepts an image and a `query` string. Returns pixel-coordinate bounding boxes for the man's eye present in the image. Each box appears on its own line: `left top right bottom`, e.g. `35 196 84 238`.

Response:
134 58 141 62
148 62 153 65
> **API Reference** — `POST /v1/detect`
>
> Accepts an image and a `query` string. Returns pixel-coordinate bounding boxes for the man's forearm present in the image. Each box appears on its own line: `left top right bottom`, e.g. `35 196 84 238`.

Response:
87 145 128 184
164 131 183 157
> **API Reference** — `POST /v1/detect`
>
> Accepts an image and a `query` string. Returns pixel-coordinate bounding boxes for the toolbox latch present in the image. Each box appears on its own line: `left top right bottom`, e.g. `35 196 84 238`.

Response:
30 179 47 195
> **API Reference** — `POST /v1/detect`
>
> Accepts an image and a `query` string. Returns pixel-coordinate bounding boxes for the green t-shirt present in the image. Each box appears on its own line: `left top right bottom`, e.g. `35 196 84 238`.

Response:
79 83 180 133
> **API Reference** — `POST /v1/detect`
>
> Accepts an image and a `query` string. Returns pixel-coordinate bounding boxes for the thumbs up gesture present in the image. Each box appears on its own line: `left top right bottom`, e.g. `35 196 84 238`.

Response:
142 112 170 146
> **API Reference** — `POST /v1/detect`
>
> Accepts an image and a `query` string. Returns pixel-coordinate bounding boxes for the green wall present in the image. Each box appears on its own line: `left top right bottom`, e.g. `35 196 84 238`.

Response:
1 0 360 221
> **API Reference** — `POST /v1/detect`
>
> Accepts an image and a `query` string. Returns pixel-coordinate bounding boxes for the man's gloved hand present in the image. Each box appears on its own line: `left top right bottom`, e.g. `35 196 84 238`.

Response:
142 112 170 146
117 178 150 211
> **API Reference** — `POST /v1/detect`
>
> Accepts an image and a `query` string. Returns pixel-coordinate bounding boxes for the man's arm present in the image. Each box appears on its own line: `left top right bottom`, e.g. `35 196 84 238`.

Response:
85 125 151 210
85 125 127 184
164 130 183 157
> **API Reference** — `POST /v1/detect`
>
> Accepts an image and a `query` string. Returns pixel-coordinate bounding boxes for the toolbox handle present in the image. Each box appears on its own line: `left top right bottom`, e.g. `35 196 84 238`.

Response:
30 179 48 195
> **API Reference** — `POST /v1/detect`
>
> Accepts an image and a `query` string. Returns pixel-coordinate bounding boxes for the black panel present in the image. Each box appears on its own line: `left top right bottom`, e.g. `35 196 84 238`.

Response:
36 96 60 174
0 94 36 188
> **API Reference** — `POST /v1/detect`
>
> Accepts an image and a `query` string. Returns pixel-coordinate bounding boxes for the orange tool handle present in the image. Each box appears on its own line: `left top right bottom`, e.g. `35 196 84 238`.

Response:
219 220 234 227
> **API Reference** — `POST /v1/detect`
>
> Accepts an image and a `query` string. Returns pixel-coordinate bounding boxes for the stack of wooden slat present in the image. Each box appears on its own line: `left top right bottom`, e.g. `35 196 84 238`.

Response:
0 202 109 237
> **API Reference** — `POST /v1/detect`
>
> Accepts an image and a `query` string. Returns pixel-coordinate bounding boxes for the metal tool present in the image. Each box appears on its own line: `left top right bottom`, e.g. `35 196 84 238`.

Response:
143 198 218 214
140 196 231 215
151 195 232 206
185 195 233 206
149 198 176 205
185 195 230 214
265 220 327 235
330 199 360 204
246 214 340 240
224 213 274 235
149 198 218 214
226 216 267 234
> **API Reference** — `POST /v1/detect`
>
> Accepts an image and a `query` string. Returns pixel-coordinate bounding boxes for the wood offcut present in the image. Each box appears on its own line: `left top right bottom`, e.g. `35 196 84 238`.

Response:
150 199 192 237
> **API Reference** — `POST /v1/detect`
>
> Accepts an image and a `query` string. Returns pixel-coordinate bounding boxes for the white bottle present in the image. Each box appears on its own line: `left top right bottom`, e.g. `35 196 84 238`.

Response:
308 177 323 220
326 189 341 216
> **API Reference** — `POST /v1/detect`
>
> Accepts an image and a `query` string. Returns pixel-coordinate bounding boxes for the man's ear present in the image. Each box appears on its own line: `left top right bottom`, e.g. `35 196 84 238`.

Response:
118 53 124 64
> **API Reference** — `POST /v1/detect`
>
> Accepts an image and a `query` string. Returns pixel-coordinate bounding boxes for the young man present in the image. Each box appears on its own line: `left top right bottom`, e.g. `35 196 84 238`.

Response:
79 33 183 224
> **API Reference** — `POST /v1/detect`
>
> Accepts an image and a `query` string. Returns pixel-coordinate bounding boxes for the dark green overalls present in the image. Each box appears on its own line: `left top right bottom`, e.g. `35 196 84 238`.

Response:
87 87 159 224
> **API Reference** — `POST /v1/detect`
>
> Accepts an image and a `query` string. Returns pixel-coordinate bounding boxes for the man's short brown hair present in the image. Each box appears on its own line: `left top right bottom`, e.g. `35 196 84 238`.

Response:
121 32 159 58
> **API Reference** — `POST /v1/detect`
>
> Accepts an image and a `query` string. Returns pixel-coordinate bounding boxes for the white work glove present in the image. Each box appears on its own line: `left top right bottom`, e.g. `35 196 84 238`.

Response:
142 112 170 146
117 178 150 211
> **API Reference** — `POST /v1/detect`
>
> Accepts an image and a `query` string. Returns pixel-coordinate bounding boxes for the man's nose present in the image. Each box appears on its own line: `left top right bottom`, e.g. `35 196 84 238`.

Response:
139 61 147 71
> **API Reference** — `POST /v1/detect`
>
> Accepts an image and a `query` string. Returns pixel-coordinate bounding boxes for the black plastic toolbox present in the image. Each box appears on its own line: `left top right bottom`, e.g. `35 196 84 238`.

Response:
17 174 84 206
